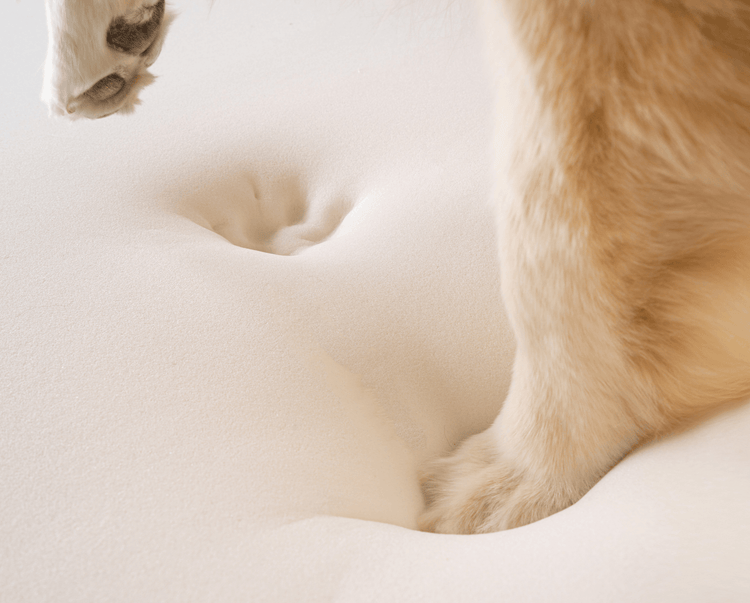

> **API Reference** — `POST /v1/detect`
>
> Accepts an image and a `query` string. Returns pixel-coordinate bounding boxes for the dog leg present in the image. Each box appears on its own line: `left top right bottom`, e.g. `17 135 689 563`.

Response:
420 0 750 533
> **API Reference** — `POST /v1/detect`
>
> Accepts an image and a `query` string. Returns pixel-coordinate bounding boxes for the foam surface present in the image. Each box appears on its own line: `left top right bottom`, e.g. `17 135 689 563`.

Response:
1 1 748 601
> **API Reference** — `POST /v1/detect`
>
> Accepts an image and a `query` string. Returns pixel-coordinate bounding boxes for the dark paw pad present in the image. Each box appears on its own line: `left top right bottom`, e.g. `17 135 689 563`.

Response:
84 73 126 102
106 0 166 55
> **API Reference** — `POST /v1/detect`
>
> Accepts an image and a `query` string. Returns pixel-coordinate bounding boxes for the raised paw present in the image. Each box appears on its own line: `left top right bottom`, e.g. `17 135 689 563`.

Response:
42 0 174 119
418 430 575 534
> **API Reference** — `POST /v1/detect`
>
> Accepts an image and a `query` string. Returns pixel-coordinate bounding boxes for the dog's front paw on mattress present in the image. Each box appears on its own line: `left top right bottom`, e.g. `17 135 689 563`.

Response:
42 0 174 119
418 431 571 534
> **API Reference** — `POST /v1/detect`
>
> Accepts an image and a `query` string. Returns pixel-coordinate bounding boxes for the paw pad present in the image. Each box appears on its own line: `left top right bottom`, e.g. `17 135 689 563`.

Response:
44 0 172 119
107 0 166 56
84 73 126 102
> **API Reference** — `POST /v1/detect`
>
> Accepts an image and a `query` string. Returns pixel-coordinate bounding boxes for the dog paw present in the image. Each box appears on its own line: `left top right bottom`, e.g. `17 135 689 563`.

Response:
42 0 174 119
418 430 572 534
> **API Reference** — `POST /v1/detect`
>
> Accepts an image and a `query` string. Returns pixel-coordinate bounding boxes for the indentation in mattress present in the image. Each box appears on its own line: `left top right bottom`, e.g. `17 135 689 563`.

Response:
178 170 352 255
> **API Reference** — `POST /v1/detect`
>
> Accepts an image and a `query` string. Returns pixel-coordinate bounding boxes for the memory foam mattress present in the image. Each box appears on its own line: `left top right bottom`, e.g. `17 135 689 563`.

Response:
1 1 749 601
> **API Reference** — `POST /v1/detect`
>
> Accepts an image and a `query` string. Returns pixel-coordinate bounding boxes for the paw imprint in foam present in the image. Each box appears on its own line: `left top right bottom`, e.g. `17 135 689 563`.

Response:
179 170 353 255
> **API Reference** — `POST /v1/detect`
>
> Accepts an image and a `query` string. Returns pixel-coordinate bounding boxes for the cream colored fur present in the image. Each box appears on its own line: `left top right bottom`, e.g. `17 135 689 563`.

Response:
42 0 750 533
42 0 174 119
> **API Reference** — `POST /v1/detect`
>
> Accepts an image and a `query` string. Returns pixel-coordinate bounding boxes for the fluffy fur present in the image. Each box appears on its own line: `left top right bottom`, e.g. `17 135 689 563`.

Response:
42 0 174 119
420 0 750 533
42 0 750 533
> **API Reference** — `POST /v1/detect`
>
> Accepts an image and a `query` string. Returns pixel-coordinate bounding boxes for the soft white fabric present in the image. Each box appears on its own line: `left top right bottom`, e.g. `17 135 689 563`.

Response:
1 1 748 601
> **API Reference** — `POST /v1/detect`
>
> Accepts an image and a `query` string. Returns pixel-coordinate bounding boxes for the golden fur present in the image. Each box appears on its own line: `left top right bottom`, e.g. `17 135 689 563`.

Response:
420 0 750 533
42 0 750 533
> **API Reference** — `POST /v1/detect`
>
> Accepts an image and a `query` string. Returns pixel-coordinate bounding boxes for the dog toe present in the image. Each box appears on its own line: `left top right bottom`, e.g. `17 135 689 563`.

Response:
84 73 127 103
107 0 166 56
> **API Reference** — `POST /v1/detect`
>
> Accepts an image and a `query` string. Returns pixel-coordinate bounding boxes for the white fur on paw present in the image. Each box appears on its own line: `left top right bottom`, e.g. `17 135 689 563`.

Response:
42 0 174 119
418 431 572 534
